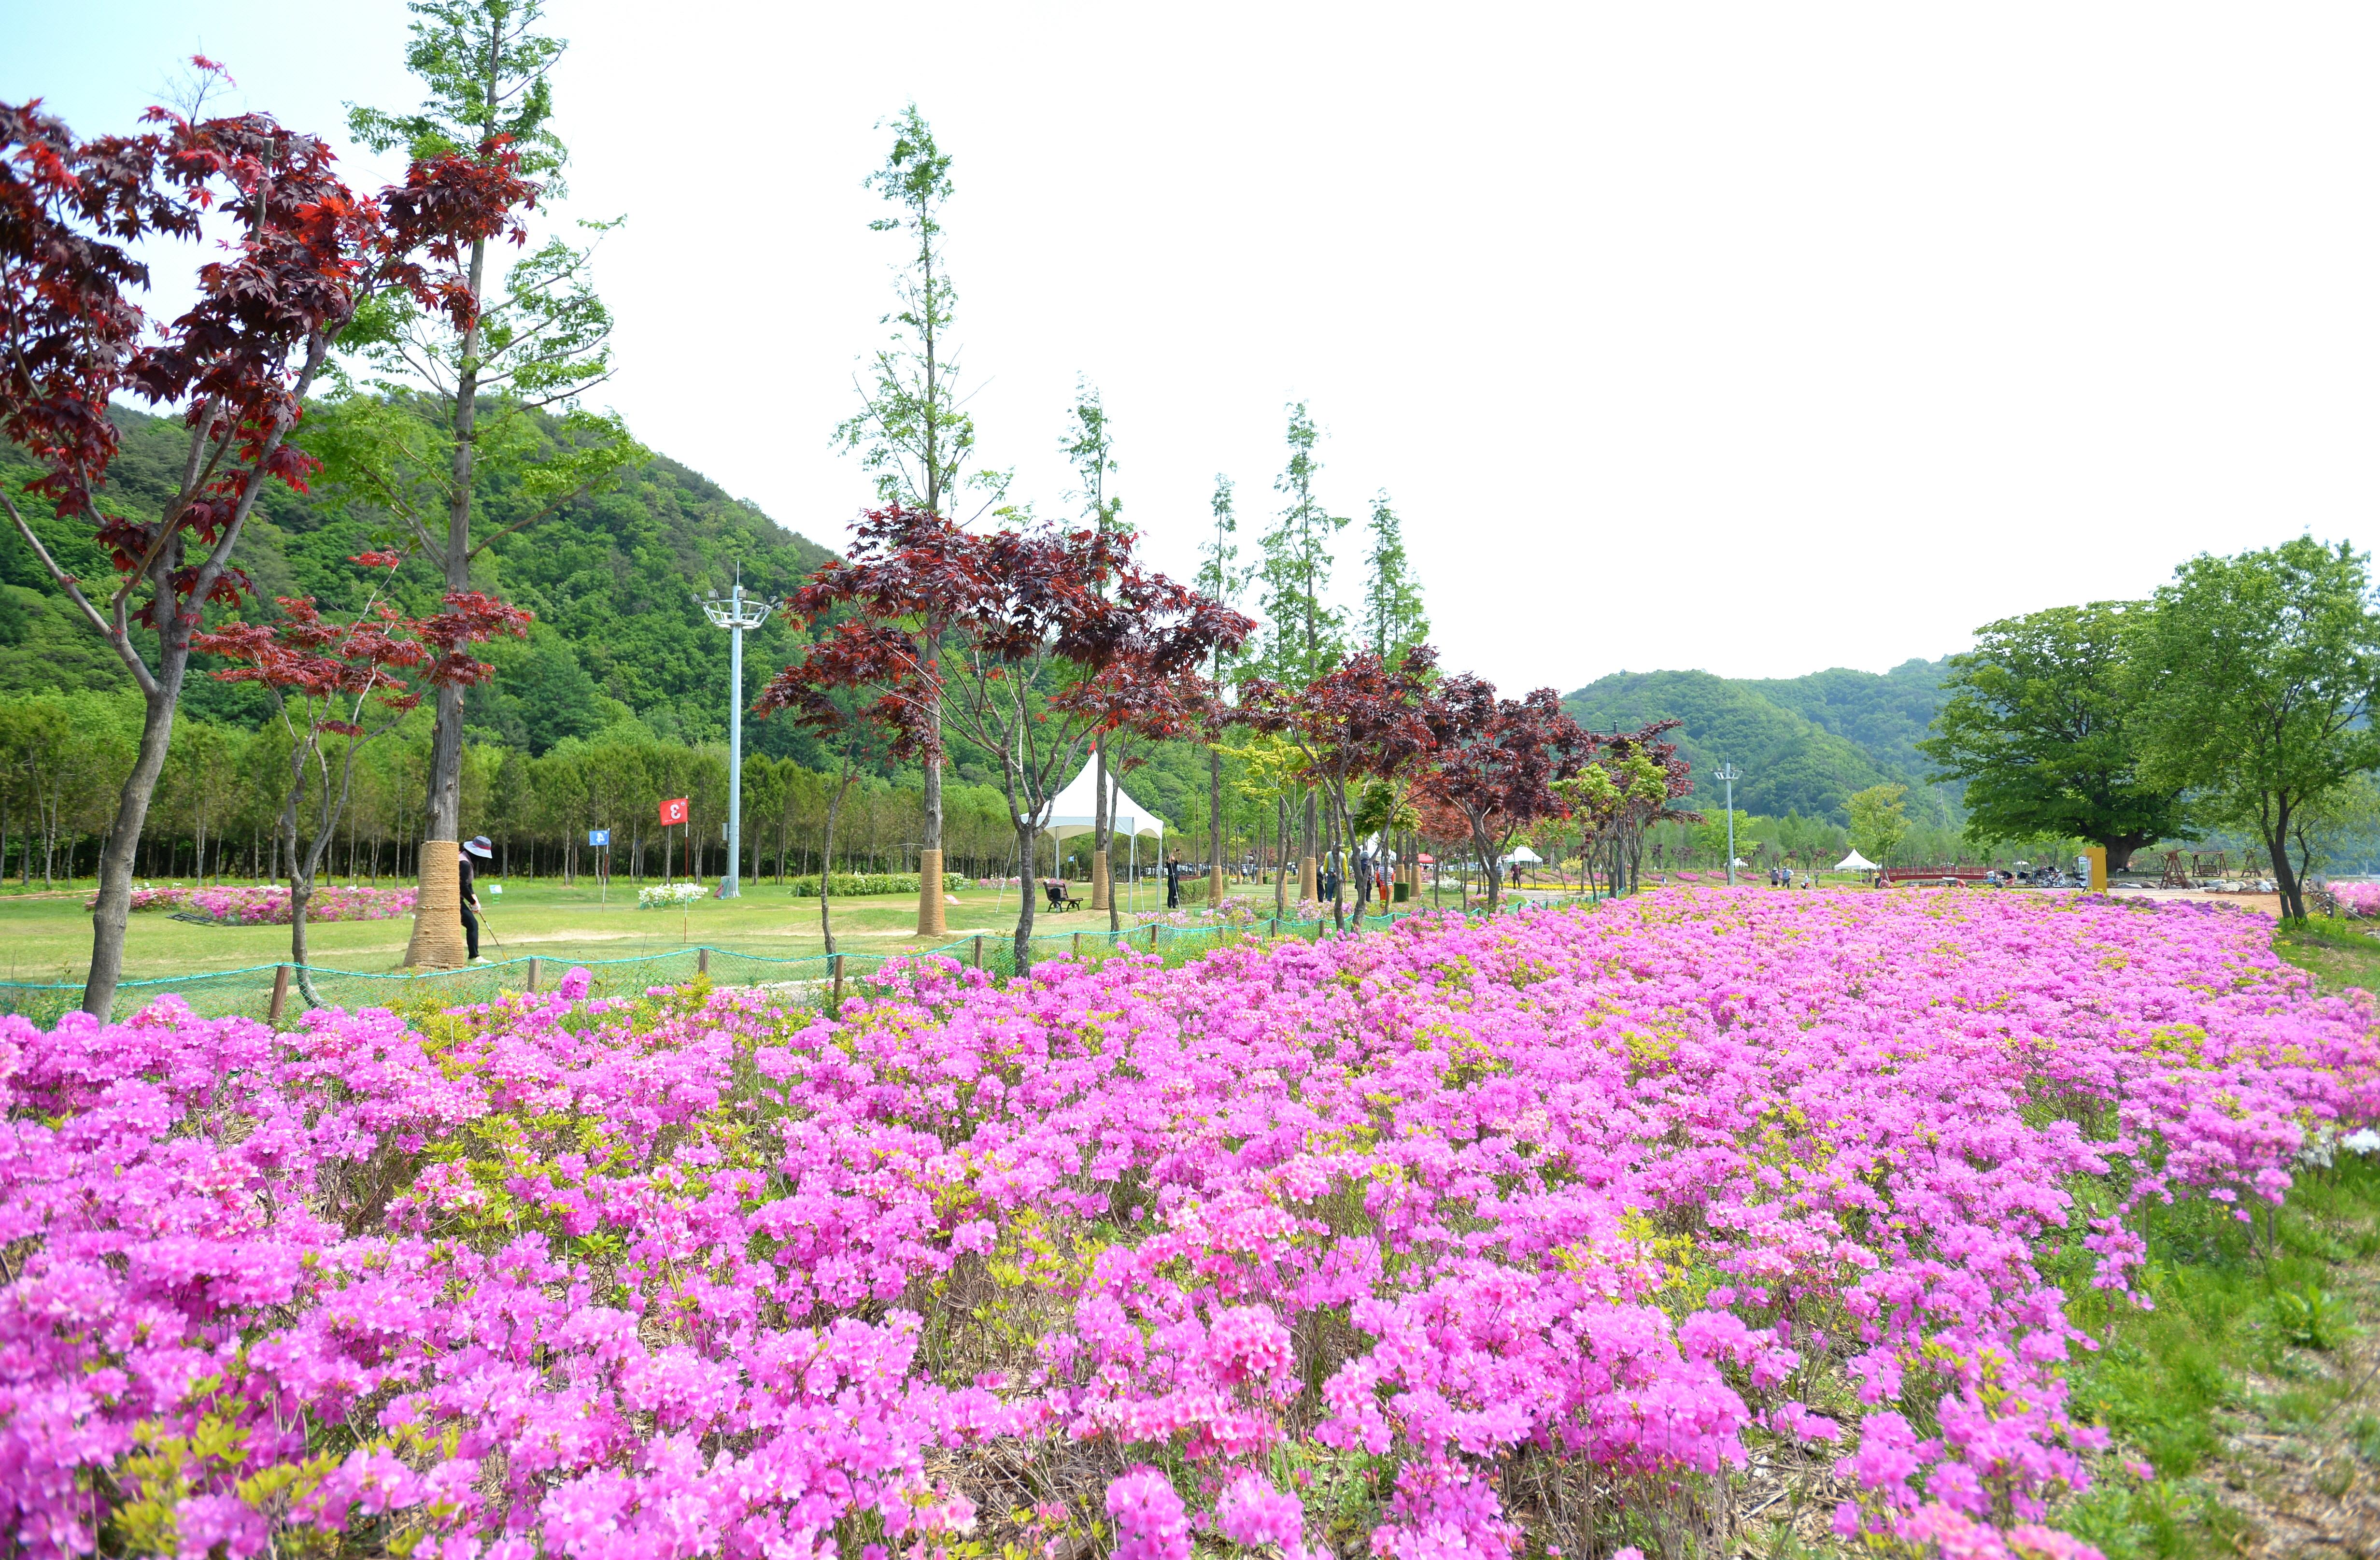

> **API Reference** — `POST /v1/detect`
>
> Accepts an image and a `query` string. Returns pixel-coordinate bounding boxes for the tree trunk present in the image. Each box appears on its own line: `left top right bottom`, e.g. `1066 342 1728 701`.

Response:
404 232 487 970
821 766 852 956
1010 820 1039 972
1208 748 1225 908
83 676 183 1016
2266 802 2307 922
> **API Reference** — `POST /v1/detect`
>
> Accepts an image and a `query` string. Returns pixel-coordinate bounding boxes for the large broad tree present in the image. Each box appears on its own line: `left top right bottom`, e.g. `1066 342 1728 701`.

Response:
1421 677 1589 912
1919 602 2181 871
0 78 520 1015
2129 537 2380 922
345 0 638 968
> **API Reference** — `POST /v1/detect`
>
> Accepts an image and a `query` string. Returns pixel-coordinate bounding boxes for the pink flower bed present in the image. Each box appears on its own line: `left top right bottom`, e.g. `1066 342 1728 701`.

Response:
2331 880 2380 917
1 891 2371 1558
100 884 416 924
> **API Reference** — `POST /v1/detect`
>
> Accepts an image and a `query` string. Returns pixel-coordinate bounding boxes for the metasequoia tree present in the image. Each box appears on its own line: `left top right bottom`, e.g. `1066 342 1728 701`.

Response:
1240 646 1438 930
1256 402 1346 880
1196 473 1247 907
0 74 524 1014
345 0 638 967
837 105 1010 937
1061 379 1127 925
1421 677 1589 912
197 551 527 1002
1360 489 1429 665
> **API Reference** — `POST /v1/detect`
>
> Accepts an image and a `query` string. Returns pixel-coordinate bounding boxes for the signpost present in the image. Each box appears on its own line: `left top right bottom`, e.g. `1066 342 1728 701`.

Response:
590 828 611 904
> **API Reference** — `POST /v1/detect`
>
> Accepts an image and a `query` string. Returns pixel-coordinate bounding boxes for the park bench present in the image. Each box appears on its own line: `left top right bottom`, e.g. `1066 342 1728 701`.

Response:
1043 880 1084 912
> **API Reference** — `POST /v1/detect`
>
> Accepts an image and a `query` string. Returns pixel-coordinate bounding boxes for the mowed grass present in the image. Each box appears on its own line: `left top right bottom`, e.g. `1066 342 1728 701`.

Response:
0 874 1270 984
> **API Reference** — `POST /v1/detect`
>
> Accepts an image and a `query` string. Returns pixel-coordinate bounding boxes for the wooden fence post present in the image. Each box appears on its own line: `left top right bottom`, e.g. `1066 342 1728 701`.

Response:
1073 932 1084 959
1148 923 1159 952
268 964 290 1024
831 952 844 1008
973 934 984 969
697 947 710 976
526 955 540 992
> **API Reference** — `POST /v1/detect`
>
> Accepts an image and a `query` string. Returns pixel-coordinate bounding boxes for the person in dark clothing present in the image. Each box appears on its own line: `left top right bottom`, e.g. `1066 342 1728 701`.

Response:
460 835 493 961
1165 854 1182 909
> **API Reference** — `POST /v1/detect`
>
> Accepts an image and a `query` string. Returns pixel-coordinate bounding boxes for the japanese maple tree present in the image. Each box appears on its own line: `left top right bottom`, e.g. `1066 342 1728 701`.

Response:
1420 677 1591 911
1238 645 1439 928
0 66 531 1013
769 518 1248 970
197 552 528 1002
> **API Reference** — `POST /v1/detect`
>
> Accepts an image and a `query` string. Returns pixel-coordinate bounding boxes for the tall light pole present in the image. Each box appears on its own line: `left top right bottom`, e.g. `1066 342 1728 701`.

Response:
1714 762 1742 885
695 568 781 899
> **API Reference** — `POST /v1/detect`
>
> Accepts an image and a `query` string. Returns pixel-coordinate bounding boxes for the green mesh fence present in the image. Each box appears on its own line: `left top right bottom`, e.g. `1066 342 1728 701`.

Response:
0 908 1443 1027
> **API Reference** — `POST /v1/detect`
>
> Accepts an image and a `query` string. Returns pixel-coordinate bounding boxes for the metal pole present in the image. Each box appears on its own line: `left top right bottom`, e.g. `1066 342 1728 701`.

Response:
699 571 782 902
726 603 744 898
1714 763 1742 885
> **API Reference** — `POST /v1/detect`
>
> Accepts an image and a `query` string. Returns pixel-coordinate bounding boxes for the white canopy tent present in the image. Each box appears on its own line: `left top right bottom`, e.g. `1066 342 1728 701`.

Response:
1034 761 1166 846
1835 849 1878 871
1503 845 1542 864
1010 761 1168 913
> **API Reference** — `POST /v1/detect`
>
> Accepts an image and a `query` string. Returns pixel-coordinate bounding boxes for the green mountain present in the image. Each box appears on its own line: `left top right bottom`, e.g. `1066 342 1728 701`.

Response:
1562 660 1955 825
0 405 837 760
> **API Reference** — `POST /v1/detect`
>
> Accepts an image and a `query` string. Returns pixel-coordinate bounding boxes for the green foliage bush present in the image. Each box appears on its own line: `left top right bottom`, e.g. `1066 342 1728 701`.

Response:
786 871 968 898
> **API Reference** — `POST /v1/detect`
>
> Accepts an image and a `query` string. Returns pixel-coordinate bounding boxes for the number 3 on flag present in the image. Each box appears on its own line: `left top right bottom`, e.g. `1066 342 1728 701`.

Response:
659 796 689 825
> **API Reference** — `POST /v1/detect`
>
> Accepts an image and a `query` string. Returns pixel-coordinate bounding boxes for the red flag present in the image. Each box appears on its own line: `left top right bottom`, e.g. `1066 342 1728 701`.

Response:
659 796 689 825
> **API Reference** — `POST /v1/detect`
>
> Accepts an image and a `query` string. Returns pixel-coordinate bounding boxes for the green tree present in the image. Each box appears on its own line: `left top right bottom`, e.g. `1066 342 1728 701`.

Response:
1258 403 1346 686
1846 782 1910 864
342 0 640 965
1919 603 2179 871
1258 404 1346 871
1062 379 1126 925
1198 474 1249 905
1360 490 1428 665
833 105 1014 935
2130 538 2380 922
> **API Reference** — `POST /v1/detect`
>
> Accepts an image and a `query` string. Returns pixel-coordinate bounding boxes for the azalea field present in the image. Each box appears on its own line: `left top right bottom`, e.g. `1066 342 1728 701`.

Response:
4 889 2376 1560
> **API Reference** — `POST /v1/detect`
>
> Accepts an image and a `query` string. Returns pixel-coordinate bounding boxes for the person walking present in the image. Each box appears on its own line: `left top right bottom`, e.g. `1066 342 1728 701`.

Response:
1165 853 1182 910
460 835 494 963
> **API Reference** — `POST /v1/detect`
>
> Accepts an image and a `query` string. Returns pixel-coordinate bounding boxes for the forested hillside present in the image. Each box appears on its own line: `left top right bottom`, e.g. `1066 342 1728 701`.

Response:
1562 659 1956 825
0 405 837 755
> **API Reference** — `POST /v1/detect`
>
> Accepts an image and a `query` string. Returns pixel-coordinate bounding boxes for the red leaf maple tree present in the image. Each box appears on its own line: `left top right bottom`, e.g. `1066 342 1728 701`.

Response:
1420 676 1591 912
762 511 1249 972
1237 644 1440 928
0 63 533 1014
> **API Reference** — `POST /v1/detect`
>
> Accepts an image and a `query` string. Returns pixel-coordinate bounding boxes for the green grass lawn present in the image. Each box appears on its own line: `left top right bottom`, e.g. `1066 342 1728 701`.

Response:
0 875 1301 985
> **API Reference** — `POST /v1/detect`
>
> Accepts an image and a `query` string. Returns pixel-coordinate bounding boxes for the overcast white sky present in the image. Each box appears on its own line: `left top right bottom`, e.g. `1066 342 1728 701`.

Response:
11 3 2377 693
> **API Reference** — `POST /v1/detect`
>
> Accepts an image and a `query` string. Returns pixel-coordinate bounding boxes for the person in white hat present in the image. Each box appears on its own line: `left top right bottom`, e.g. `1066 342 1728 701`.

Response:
460 836 495 962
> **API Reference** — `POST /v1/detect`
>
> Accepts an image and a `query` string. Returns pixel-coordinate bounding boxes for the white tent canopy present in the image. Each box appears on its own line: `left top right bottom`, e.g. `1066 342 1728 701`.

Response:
1030 761 1166 844
1835 849 1878 871
1503 845 1542 864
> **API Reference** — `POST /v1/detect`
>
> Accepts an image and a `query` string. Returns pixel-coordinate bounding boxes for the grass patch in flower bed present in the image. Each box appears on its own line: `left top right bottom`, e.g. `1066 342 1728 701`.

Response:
2 889 2375 1560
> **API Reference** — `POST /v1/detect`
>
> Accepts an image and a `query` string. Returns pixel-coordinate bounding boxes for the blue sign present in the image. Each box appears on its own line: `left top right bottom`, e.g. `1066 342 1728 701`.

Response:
589 829 611 848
